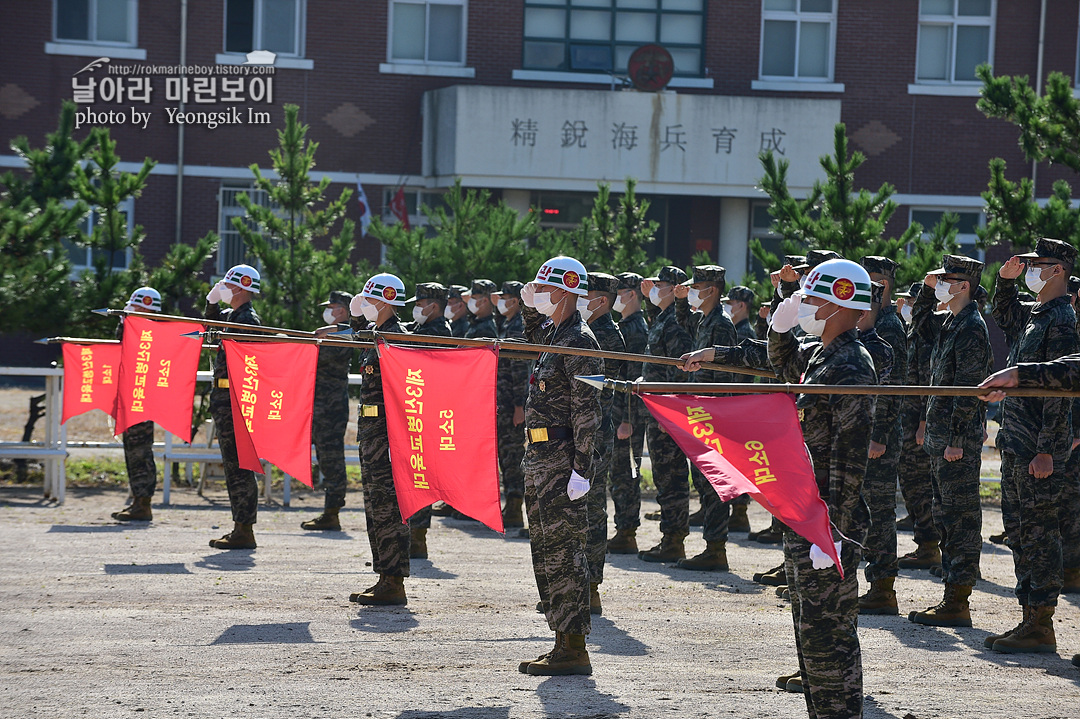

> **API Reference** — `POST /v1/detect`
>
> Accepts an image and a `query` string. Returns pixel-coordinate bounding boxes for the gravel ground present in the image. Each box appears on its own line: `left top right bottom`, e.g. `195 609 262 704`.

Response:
1 486 1078 719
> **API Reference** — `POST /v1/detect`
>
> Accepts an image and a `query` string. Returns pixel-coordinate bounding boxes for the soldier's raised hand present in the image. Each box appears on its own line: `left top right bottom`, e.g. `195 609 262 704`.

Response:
999 256 1025 280
770 295 802 333
520 283 537 308
673 283 689 300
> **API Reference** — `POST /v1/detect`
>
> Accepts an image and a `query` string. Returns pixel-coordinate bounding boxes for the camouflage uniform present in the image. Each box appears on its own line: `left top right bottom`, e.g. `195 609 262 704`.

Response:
522 304 603 636
992 240 1080 609
610 273 649 532
465 279 499 340
207 301 262 525
357 314 411 578
116 319 157 498
770 325 875 719
313 316 353 512
722 284 757 515
448 285 470 338
496 282 530 502
912 264 992 588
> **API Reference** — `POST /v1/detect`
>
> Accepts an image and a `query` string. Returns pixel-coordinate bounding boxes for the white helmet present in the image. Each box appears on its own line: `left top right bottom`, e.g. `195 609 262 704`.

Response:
359 272 407 307
534 256 589 296
223 264 261 294
126 286 161 312
800 258 872 311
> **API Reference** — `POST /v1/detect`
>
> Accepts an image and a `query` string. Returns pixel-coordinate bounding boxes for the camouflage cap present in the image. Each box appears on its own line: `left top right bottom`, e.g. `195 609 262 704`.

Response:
500 280 524 298
1070 276 1080 295
793 249 842 272
935 254 984 283
320 290 354 307
784 254 807 268
471 279 498 296
691 264 727 290
861 255 899 279
616 271 643 291
448 284 469 299
588 272 620 295
896 282 923 299
406 282 448 304
723 285 756 305
656 265 688 285
870 281 885 308
1017 237 1078 267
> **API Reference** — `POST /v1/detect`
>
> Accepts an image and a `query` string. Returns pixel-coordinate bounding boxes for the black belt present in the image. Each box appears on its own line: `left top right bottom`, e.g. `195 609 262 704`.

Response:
527 426 572 443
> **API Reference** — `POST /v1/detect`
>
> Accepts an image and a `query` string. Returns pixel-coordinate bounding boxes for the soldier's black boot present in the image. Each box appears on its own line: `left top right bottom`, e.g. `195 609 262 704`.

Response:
430 501 453 516
350 574 407 606
676 541 728 571
897 541 941 569
753 563 787 586
527 632 592 676
750 526 783 544
300 508 340 531
895 514 914 531
988 531 1007 545
606 528 638 554
993 606 1056 653
858 577 898 615
590 583 602 615
638 534 686 563
519 632 561 673
112 496 152 522
502 496 524 528
908 583 972 627
209 522 256 550
410 528 428 559
983 605 1030 648
729 503 751 533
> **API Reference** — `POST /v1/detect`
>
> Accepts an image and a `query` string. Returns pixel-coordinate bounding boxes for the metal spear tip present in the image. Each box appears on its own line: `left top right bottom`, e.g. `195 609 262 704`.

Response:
34 337 52 345
574 375 608 389
180 330 204 338
328 329 355 338
91 308 111 316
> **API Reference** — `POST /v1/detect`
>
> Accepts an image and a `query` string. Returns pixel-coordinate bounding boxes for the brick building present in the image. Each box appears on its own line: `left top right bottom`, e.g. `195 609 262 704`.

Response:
1 0 1077 290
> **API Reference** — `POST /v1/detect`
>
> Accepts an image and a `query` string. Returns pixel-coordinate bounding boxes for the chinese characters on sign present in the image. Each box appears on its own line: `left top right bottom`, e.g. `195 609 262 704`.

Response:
513 118 780 156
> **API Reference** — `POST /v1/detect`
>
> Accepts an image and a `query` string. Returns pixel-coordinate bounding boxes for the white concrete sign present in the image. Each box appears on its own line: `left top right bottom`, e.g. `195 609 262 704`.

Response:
422 85 841 196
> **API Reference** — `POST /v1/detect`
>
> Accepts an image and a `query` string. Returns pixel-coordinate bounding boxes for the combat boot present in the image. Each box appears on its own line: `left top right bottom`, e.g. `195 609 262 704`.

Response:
638 534 685 563
775 671 801 692
590 583 602 616
989 531 1007 545
983 606 1030 648
300 509 340 531
209 522 256 550
1062 567 1080 594
688 506 705 527
430 500 453 516
992 606 1056 653
606 528 638 554
350 574 407 606
785 675 805 693
527 632 592 676
112 496 152 522
520 632 561 673
908 583 972 627
859 577 899 615
729 503 751 533
897 542 941 569
895 514 914 531
1072 653 1080 668
644 510 661 521
502 496 524 528
751 527 783 544
410 528 428 559
676 541 728 571
753 564 787 587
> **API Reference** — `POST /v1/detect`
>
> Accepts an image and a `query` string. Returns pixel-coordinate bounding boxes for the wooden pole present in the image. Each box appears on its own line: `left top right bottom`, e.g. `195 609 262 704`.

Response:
94 308 315 338
599 379 1080 399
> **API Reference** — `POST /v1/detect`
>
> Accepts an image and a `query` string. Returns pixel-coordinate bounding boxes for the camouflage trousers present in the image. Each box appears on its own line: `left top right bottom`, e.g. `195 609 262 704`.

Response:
608 420 645 531
928 449 982 587
210 387 259 525
692 466 729 543
898 405 939 545
313 404 349 511
646 417 689 538
785 531 862 719
122 420 157 499
524 437 590 636
863 427 901 582
497 404 526 499
1061 449 1080 570
586 416 613 585
358 416 410 577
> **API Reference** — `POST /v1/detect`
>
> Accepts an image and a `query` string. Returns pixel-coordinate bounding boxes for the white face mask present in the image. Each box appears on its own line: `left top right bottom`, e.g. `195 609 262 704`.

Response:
687 288 702 309
649 286 668 306
1025 267 1049 294
412 305 430 325
934 281 955 305
613 296 628 314
322 308 337 325
797 302 835 336
577 296 600 321
900 304 913 323
497 299 511 316
534 291 557 316
722 303 733 320
360 298 380 323
444 304 456 320
467 297 481 315
218 285 234 304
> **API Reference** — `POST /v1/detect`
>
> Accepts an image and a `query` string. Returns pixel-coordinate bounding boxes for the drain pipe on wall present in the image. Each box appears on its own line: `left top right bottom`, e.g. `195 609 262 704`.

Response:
175 0 187 244
1031 0 1047 197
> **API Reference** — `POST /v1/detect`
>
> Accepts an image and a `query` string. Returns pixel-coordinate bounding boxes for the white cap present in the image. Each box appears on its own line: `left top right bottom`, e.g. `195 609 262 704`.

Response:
126 286 161 312
223 264 261 294
359 272 407 307
799 258 872 311
534 256 589 297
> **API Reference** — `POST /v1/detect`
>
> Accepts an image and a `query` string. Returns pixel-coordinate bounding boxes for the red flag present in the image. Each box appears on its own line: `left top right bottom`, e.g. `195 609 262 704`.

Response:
380 343 502 532
641 393 843 575
222 340 318 487
113 316 204 442
61 343 122 424
389 187 411 231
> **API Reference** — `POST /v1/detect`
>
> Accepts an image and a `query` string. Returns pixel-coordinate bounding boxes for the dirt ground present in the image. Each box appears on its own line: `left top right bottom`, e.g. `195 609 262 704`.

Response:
1 484 1078 719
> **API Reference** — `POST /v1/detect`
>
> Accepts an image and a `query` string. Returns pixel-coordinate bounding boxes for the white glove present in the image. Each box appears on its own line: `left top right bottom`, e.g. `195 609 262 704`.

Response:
567 470 590 501
205 282 222 304
349 294 365 317
520 283 536 309
770 295 802 333
810 541 843 570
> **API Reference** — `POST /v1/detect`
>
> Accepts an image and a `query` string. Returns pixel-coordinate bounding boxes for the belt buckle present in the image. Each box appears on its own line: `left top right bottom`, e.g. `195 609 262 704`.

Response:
529 427 549 443
362 405 379 417
217 379 229 389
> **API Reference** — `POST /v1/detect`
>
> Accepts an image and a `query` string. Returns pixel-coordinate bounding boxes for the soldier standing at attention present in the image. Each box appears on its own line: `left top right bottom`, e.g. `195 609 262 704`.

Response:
111 287 163 523
516 256 602 676
984 239 1080 653
446 285 470 338
768 258 876 719
719 285 758 533
205 265 263 550
466 279 499 339
301 291 355 532
607 272 648 554
348 273 412 606
672 265 738 572
494 280 529 529
907 255 993 628
578 272 625 615
638 266 694 563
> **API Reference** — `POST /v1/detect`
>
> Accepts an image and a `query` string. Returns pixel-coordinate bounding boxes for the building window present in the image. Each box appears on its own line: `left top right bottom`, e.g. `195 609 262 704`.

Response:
910 208 985 260
61 199 135 276
389 0 466 65
54 0 137 46
218 182 278 275
916 0 993 84
225 0 305 57
759 0 836 81
381 188 445 227
522 0 706 77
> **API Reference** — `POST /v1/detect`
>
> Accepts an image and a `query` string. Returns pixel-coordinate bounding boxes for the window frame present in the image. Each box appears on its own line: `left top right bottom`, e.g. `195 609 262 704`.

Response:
758 0 838 83
387 0 469 67
53 0 138 47
222 0 307 59
216 181 279 276
62 197 136 278
909 207 986 262
914 0 996 86
521 0 708 79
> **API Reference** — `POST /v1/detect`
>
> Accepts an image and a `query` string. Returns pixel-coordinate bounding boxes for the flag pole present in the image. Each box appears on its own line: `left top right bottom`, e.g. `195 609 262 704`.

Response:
92 308 316 338
37 336 218 349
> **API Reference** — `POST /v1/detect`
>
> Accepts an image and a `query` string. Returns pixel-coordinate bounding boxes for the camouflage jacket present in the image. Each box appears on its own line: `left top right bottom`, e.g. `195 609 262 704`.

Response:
755 313 769 340
644 304 693 383
207 301 261 379
466 313 498 340
734 317 755 343
871 306 907 444
1017 354 1080 391
315 323 353 413
714 338 771 372
357 315 405 407
616 309 649 428
497 311 530 409
904 317 934 420
675 298 738 383
411 316 453 338
768 327 876 540
992 278 1080 460
523 306 603 477
913 285 992 454
588 312 626 420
